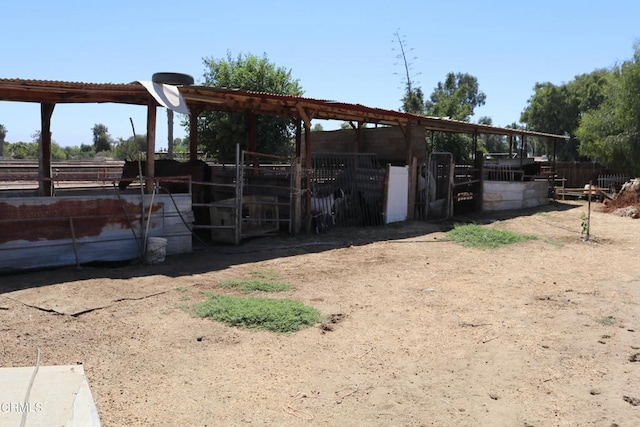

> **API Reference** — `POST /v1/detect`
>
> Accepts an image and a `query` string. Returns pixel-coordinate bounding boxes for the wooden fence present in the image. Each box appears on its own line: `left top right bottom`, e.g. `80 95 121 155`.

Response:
552 162 624 188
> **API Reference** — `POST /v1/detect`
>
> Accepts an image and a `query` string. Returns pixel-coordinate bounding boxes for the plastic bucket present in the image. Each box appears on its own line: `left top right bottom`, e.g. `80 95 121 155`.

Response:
145 237 167 264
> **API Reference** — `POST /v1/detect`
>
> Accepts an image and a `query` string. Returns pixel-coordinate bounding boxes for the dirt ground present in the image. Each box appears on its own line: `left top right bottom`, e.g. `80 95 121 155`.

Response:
1 200 640 426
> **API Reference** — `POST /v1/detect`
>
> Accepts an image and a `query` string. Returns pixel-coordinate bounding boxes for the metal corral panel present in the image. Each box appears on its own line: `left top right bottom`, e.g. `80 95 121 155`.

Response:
482 181 549 212
0 194 192 272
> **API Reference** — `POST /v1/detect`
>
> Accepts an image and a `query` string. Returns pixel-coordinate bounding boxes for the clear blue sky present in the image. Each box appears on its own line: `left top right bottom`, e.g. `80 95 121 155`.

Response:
1 0 638 149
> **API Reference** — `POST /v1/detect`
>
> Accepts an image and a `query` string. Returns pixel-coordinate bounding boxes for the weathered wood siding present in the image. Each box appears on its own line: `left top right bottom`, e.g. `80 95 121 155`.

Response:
308 127 427 164
0 194 192 272
482 181 549 211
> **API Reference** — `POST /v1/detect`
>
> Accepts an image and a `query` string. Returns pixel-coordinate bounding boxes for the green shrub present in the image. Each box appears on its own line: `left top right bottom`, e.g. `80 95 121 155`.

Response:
447 224 537 248
192 293 321 333
219 278 292 293
219 269 292 293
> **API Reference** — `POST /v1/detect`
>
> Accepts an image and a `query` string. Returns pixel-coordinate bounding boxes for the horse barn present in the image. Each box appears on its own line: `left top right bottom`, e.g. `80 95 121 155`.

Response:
0 77 566 272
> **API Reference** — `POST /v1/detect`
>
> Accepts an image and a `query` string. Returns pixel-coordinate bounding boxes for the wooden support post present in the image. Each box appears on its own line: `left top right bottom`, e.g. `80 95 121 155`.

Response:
382 163 391 225
295 119 302 158
408 156 417 220
188 107 201 161
294 158 302 234
303 118 312 233
167 109 174 160
472 132 478 161
145 98 157 193
39 103 55 196
509 134 513 158
475 150 484 213
246 111 257 153
295 103 314 233
354 121 363 153
405 123 415 220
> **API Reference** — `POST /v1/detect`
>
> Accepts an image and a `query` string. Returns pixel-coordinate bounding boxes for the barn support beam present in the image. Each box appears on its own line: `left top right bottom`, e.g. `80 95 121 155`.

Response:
246 111 257 153
472 131 478 161
303 119 312 233
509 134 514 158
145 98 157 193
167 109 174 160
39 102 55 196
355 121 363 153
188 107 202 161
404 122 415 220
295 119 302 158
294 119 303 233
296 103 313 233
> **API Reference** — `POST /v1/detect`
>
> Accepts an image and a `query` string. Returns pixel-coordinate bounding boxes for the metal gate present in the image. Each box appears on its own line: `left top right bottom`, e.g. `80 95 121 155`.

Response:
307 153 385 231
200 146 293 244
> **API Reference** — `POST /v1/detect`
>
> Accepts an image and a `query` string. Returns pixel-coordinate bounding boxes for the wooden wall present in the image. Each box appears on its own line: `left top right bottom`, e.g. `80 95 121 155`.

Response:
552 162 623 188
307 126 427 164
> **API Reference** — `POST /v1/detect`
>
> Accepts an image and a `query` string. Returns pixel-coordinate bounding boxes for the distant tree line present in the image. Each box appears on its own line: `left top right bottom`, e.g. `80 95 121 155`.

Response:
0 123 189 161
521 43 640 176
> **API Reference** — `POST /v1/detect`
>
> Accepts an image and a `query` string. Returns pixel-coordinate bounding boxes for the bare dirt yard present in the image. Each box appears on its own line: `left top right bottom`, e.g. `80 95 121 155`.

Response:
1 200 640 426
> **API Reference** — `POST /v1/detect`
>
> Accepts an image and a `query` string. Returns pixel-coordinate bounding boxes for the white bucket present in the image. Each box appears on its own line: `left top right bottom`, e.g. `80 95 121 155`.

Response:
145 237 167 264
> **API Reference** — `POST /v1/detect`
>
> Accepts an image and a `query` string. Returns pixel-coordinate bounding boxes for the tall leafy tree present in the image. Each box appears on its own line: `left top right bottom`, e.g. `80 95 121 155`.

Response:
425 72 486 121
425 72 486 160
196 51 304 160
92 123 113 153
520 69 608 160
577 45 640 176
114 135 146 160
6 141 38 159
477 116 508 154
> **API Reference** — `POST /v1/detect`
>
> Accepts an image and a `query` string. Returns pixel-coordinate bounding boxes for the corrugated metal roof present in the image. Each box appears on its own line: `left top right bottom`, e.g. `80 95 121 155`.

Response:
0 78 566 139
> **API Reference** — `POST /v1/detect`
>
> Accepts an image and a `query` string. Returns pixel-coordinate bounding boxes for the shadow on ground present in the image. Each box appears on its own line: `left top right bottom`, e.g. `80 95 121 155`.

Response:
0 200 583 293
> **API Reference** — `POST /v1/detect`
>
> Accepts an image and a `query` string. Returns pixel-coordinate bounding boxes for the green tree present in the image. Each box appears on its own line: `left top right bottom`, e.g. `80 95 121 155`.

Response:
311 123 324 132
520 70 609 160
401 87 426 115
7 141 38 159
425 72 486 121
50 142 67 160
424 72 486 160
428 133 474 161
577 45 640 176
92 123 113 153
477 116 508 154
114 135 146 160
0 124 6 157
195 51 304 161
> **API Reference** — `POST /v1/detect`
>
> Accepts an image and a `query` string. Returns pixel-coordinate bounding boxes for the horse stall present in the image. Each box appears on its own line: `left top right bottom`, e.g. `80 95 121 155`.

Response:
307 126 423 228
0 161 193 273
307 152 386 232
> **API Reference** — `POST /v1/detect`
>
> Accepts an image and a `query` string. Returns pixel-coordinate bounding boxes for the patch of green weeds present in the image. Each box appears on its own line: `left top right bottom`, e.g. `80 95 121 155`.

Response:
446 224 538 248
219 269 292 293
192 293 321 333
